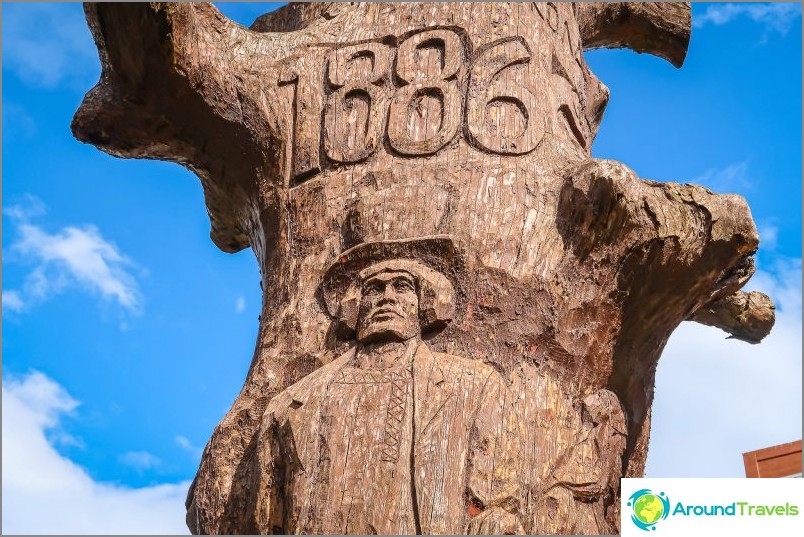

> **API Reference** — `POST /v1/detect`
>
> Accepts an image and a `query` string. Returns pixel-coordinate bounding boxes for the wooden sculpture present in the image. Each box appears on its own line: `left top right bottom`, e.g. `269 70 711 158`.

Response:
72 3 774 534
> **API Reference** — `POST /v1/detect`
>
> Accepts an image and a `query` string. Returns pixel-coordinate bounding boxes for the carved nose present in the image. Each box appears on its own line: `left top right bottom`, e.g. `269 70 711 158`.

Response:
379 286 397 302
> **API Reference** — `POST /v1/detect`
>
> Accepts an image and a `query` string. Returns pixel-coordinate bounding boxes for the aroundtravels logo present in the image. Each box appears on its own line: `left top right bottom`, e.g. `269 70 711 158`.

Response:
624 484 800 532
627 489 671 531
622 478 803 535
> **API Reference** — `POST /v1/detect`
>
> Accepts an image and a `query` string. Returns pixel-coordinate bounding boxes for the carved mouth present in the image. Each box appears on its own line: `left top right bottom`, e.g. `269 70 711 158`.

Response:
370 308 403 321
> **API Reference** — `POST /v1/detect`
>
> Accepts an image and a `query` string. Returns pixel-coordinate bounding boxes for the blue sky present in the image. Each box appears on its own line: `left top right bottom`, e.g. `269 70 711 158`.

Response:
2 2 801 534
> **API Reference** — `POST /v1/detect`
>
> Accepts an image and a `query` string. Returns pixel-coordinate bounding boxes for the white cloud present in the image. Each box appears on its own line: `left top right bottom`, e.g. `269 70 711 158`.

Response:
3 198 143 315
175 435 203 461
647 257 802 477
692 160 752 194
757 221 779 252
174 436 193 451
119 451 162 473
4 194 46 221
235 296 246 313
2 290 26 313
2 371 191 535
1 2 100 89
694 2 802 36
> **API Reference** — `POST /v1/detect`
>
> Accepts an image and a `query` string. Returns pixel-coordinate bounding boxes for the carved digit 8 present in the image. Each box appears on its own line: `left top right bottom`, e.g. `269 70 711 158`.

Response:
466 38 544 155
387 29 464 156
324 43 392 164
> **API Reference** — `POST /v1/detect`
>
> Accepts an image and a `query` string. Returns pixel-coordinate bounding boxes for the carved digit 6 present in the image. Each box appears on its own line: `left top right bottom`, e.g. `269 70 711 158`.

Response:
387 29 464 156
324 43 391 164
466 38 544 155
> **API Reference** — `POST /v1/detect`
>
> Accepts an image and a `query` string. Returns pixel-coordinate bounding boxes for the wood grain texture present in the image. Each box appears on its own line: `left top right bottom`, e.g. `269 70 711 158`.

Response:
71 3 774 534
689 290 776 344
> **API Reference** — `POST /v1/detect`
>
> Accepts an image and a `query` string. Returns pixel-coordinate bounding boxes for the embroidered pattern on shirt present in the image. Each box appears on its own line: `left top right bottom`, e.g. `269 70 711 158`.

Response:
334 367 410 463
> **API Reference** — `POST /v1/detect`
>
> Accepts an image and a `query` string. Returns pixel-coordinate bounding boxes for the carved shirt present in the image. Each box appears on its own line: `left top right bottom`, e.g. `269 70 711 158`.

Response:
253 343 523 534
315 356 417 534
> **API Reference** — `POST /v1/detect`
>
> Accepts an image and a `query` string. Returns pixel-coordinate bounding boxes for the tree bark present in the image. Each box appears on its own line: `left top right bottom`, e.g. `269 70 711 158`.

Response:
72 3 773 534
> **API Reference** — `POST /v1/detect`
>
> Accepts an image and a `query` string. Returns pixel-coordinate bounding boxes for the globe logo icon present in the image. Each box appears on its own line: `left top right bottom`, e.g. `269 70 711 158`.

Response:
627 489 670 531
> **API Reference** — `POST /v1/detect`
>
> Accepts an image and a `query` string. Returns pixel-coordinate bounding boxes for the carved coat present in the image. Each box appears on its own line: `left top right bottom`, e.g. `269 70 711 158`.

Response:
251 342 523 534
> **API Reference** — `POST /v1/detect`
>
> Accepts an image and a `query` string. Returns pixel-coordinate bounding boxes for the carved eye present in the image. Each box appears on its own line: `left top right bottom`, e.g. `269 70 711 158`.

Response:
394 279 415 293
363 281 384 295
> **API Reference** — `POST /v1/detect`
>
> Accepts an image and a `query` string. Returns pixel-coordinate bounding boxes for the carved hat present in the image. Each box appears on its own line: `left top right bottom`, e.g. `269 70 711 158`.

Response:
321 236 463 336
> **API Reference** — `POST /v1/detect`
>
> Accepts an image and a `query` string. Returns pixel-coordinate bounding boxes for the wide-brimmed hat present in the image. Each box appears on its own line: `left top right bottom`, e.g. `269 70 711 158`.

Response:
321 235 463 319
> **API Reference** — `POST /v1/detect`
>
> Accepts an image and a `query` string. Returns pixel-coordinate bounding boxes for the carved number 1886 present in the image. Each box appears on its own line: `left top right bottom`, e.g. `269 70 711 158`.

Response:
281 29 542 184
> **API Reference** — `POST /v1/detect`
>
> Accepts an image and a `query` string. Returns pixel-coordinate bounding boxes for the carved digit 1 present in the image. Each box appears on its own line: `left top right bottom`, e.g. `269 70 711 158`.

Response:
466 38 544 155
279 56 324 185
324 43 391 164
387 29 464 156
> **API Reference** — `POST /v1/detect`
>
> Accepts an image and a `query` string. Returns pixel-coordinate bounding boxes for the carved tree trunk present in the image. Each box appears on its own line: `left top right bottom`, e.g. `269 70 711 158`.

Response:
72 3 774 534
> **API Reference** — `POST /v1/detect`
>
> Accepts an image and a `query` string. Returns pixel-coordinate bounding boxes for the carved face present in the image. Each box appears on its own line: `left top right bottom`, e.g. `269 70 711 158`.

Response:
356 270 420 343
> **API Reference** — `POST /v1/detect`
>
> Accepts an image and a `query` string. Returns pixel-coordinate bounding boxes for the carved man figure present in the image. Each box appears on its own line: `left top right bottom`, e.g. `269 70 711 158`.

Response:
248 238 522 535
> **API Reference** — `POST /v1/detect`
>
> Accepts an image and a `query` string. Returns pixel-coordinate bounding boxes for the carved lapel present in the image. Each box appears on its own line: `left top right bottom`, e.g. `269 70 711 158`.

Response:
412 343 453 441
